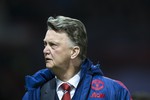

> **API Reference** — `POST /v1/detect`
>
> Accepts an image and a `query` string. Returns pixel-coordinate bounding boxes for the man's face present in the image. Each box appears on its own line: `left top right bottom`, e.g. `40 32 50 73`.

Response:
43 30 74 69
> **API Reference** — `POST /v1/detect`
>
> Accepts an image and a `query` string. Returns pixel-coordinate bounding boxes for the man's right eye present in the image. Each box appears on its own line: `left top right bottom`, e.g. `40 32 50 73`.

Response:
49 43 55 46
49 43 58 49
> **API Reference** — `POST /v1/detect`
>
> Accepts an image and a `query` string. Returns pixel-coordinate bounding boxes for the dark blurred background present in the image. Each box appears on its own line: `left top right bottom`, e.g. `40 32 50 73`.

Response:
0 0 150 100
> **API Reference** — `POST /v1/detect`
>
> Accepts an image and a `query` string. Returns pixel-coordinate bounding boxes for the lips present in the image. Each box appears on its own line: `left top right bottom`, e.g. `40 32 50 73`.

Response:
45 58 51 60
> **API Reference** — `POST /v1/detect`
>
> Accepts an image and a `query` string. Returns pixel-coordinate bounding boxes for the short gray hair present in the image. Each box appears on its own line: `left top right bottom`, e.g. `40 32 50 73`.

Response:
47 16 87 60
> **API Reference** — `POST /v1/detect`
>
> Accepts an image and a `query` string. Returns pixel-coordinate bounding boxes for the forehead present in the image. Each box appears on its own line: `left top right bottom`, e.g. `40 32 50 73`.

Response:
44 30 69 41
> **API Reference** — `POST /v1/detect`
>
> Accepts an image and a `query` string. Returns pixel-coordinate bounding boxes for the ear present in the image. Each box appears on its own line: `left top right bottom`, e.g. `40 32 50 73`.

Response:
70 46 80 59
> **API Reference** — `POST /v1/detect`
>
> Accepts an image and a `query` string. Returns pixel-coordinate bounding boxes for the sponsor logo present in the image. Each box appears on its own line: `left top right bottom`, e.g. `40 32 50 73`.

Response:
90 92 105 98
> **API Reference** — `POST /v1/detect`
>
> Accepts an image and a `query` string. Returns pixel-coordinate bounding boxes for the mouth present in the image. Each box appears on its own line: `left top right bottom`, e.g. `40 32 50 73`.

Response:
45 58 52 61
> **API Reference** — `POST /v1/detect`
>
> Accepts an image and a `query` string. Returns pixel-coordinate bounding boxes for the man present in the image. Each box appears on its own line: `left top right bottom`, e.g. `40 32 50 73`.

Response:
22 16 132 100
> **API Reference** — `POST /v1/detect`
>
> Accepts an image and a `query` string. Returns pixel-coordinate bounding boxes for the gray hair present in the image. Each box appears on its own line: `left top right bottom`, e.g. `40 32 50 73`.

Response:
47 16 87 60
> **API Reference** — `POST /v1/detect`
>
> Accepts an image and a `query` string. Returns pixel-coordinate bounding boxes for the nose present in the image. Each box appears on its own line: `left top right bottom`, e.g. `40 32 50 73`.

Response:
43 45 50 54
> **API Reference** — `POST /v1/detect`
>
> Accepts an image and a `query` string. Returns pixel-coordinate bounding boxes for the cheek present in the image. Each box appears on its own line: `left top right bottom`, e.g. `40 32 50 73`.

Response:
55 49 71 58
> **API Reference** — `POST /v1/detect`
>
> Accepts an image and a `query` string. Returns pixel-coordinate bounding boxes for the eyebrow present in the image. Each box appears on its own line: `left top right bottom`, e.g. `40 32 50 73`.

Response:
43 40 59 44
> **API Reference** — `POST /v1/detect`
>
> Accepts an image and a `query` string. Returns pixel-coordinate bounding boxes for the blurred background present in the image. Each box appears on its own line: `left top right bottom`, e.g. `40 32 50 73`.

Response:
0 0 150 100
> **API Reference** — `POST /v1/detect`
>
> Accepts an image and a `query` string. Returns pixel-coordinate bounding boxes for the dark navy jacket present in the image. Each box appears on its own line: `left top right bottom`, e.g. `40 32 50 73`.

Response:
22 59 132 100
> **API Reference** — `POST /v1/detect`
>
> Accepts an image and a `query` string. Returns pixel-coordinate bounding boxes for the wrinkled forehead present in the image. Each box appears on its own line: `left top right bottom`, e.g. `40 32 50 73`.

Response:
44 30 75 46
44 30 67 40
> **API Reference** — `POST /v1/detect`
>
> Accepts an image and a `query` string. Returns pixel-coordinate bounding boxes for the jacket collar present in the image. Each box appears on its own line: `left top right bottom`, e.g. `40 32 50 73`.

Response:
25 68 55 90
81 58 103 77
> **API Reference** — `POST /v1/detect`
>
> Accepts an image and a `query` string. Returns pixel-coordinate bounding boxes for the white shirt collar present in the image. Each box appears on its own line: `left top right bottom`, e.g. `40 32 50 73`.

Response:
56 70 81 91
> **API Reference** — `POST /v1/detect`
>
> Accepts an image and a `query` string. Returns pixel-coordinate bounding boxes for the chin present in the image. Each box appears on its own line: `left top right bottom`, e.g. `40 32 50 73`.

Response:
46 63 53 68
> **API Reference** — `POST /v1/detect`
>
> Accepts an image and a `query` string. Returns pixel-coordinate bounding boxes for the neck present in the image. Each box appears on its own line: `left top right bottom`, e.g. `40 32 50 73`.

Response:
53 59 82 82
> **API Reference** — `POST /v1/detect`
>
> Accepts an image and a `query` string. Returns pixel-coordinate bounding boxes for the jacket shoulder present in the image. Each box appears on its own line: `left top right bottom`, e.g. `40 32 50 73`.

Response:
101 76 129 90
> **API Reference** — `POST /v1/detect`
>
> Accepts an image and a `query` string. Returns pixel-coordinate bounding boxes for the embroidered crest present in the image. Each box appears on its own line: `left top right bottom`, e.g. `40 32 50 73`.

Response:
91 79 104 91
